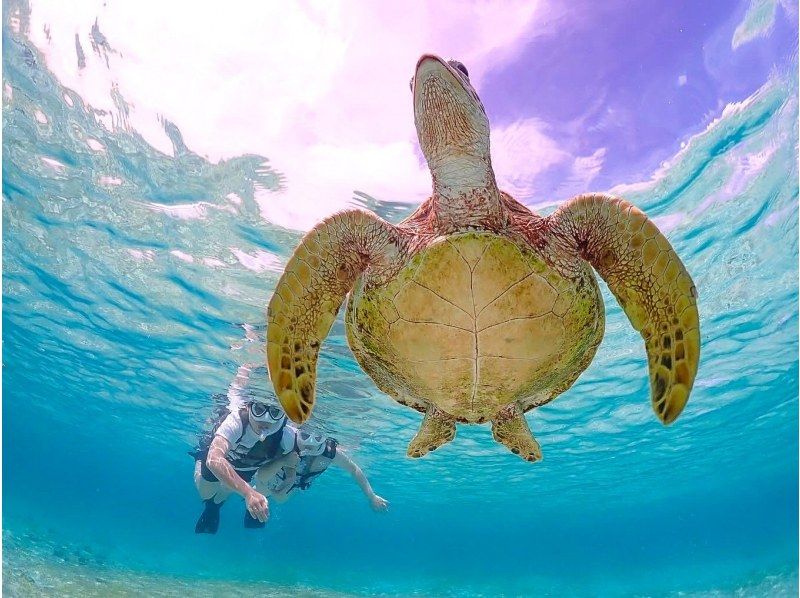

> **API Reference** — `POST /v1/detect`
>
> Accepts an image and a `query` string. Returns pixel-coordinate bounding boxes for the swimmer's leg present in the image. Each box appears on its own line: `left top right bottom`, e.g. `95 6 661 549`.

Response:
194 460 234 502
193 460 232 534
491 403 542 463
243 510 265 529
407 405 456 458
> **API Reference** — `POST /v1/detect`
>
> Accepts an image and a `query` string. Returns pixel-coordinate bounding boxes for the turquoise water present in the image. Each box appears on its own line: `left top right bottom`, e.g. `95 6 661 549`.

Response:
3 1 798 596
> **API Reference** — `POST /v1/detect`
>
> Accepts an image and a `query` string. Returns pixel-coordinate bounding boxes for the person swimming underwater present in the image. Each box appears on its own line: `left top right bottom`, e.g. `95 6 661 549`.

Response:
255 429 389 512
192 396 298 533
192 361 387 533
191 363 299 533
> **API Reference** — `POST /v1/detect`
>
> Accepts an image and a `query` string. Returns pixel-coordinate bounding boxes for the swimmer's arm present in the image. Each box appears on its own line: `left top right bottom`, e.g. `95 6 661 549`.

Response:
227 363 260 404
268 466 298 496
333 450 389 511
257 451 299 480
253 453 299 498
280 467 298 490
232 364 253 388
206 435 258 499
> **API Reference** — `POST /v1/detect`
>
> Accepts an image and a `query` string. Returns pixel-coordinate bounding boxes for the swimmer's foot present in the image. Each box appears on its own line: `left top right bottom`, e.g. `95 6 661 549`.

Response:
407 405 456 458
492 403 542 463
195 499 224 534
243 511 265 529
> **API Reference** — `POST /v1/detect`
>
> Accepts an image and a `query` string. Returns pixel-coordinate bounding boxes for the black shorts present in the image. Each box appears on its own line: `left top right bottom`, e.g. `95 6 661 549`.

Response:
199 460 257 483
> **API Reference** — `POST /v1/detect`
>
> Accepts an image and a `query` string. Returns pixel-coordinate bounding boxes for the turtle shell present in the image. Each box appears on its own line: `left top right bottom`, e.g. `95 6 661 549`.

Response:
345 232 604 423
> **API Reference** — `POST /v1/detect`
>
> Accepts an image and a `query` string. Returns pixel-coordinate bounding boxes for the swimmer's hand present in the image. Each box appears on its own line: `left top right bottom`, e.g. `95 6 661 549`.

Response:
245 490 269 523
370 494 389 512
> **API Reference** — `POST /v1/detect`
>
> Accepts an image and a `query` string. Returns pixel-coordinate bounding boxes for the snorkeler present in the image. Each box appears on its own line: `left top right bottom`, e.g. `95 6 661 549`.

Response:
255 429 389 512
193 354 387 533
192 364 298 534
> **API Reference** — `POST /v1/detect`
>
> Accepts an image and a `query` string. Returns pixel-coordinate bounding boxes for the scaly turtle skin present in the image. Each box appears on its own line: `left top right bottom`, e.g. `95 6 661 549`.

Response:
267 55 700 462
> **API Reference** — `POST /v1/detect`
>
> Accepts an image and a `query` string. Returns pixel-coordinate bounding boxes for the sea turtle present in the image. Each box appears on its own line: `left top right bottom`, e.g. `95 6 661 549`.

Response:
266 54 700 462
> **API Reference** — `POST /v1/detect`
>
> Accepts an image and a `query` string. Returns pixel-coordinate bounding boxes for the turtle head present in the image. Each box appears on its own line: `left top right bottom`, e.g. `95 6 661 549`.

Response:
412 55 491 177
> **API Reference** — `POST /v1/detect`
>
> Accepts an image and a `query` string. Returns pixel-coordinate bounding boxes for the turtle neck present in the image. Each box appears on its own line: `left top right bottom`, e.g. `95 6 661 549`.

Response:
430 155 502 233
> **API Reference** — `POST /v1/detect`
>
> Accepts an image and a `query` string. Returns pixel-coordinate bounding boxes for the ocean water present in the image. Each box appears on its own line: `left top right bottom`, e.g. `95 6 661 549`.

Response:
3 1 798 596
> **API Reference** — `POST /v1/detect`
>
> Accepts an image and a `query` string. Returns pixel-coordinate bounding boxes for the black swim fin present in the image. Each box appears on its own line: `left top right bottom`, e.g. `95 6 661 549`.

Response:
195 499 223 534
243 510 265 529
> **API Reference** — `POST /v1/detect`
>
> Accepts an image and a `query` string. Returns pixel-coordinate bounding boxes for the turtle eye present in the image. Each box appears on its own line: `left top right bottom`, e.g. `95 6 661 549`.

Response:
448 60 469 79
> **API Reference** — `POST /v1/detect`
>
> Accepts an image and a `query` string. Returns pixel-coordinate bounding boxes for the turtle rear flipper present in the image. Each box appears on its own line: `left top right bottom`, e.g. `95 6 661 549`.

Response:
548 193 700 424
267 210 404 423
492 403 542 462
407 406 456 458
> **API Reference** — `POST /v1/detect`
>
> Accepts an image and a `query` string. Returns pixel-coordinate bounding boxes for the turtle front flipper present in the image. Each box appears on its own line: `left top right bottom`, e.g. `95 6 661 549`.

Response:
548 193 700 424
492 403 542 462
267 210 404 423
407 406 456 458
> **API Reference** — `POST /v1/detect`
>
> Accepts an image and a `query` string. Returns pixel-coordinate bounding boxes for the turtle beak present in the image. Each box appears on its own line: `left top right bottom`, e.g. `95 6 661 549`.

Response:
411 54 438 86
412 54 454 113
412 54 488 166
415 54 445 79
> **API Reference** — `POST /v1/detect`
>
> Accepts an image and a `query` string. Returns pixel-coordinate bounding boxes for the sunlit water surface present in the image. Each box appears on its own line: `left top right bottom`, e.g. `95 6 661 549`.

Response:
3 2 798 596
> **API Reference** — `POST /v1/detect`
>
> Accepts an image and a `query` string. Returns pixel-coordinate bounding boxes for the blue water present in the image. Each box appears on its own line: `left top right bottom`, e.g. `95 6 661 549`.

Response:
3 1 798 596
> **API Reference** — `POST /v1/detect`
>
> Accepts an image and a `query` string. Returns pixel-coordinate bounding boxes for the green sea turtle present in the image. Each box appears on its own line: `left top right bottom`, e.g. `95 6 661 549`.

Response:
266 54 700 462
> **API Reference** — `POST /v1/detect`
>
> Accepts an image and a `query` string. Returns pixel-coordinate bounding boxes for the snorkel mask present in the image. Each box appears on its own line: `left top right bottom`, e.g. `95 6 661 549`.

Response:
296 429 326 457
248 401 286 435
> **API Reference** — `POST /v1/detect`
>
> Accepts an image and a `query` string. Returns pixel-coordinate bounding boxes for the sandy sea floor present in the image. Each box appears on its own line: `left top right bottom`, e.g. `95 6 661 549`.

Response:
2 530 355 598
3 527 798 598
